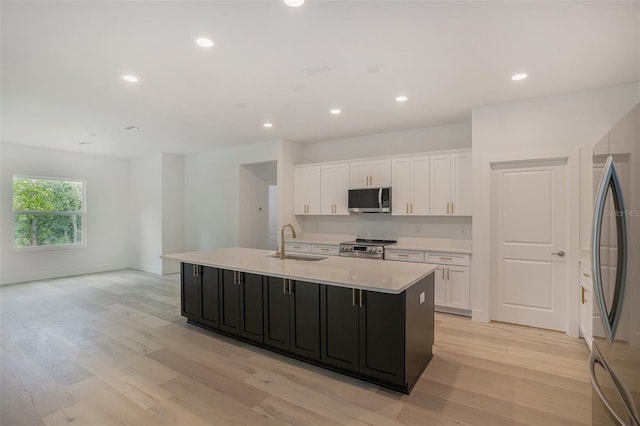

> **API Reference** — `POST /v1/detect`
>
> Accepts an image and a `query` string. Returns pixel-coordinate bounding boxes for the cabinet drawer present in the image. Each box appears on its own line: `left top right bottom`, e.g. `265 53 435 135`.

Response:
285 242 312 253
426 252 469 266
312 244 339 256
385 250 425 263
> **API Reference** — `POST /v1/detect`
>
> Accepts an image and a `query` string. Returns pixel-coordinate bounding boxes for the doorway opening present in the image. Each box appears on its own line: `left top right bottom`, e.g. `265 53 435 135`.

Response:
239 161 277 250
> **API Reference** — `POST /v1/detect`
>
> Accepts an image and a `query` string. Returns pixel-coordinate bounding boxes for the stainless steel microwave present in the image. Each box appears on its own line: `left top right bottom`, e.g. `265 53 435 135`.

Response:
348 187 391 213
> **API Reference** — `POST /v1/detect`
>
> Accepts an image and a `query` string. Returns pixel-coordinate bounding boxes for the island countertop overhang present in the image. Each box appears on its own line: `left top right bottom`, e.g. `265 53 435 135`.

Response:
163 247 438 294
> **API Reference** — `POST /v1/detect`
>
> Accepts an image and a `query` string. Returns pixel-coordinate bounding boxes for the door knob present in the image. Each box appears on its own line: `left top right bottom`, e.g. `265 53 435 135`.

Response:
551 250 565 257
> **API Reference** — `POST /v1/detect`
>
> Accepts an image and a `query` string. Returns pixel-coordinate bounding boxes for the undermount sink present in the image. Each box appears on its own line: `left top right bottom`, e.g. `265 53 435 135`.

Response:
266 254 328 261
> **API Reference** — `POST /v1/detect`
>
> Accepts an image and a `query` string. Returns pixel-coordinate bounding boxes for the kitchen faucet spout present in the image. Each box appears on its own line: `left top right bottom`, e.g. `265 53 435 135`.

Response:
280 224 297 260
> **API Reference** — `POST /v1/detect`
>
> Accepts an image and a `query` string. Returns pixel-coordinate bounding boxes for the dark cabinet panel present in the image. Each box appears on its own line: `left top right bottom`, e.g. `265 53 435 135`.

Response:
220 269 241 334
359 290 405 385
321 286 360 370
240 273 264 343
290 280 321 360
199 266 220 329
181 263 199 322
264 276 291 351
264 278 321 359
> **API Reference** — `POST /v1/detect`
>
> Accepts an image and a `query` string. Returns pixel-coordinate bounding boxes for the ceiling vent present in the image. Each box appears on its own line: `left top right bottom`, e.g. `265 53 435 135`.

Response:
302 64 331 76
124 125 140 131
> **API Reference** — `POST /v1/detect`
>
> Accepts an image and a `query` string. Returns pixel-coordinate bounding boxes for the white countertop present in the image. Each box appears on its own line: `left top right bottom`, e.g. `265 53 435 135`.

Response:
163 247 437 294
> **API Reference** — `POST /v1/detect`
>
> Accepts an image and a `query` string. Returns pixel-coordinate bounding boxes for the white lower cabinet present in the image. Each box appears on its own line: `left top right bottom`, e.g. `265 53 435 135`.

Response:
386 249 471 315
311 244 340 256
284 242 312 253
434 265 470 310
286 242 340 256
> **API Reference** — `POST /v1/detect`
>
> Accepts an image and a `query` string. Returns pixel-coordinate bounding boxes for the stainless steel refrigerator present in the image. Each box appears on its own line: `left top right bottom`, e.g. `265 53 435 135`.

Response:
590 103 639 426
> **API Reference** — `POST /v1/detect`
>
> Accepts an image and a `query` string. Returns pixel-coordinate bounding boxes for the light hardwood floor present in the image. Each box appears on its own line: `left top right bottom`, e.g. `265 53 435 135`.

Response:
1 269 591 426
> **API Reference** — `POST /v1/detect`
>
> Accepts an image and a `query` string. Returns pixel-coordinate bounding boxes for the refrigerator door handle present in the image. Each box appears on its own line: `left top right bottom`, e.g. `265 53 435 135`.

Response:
589 346 640 425
591 155 629 345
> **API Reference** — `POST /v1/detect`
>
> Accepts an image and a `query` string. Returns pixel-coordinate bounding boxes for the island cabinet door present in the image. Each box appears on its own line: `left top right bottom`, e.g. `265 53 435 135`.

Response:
290 280 321 360
263 276 292 351
219 269 241 335
320 286 360 370
199 266 220 329
181 263 200 322
359 291 406 386
239 272 264 343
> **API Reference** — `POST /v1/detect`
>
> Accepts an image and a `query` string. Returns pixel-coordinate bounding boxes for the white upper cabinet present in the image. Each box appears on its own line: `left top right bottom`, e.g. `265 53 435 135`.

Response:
321 163 350 215
392 156 429 216
450 152 472 216
350 159 391 188
294 165 321 215
429 151 471 216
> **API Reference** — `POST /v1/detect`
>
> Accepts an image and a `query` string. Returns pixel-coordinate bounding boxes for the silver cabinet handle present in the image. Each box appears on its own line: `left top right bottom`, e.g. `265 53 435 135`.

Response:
452 202 455 214
447 202 450 214
447 267 450 280
193 264 196 277
410 203 413 214
398 254 409 257
359 289 363 308
442 267 445 280
352 289 356 306
551 251 565 257
283 278 287 294
288 280 293 295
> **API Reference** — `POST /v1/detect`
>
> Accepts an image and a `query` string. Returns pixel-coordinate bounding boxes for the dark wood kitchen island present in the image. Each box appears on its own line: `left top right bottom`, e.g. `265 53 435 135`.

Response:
163 247 437 394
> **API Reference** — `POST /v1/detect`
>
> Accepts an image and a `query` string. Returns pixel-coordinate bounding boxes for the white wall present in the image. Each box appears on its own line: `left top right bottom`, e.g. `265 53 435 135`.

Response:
471 82 640 326
183 140 280 251
129 153 163 274
161 153 184 274
0 142 130 284
301 122 471 164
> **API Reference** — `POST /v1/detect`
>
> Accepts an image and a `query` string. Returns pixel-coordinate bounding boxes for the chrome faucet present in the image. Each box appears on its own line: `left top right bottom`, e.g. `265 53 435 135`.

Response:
280 224 297 260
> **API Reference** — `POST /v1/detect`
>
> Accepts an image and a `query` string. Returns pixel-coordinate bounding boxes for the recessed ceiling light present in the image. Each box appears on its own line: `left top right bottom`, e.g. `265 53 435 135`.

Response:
284 0 304 7
395 95 408 102
195 37 214 48
263 122 273 128
122 75 139 83
78 141 93 145
330 109 342 115
512 73 528 81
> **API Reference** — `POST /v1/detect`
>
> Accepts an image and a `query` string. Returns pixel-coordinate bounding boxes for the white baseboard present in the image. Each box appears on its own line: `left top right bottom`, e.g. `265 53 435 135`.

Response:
0 263 129 285
130 263 163 275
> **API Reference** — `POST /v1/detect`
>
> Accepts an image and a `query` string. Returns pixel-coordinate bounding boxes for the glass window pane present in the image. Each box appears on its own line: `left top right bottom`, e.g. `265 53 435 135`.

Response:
13 177 83 212
14 214 83 247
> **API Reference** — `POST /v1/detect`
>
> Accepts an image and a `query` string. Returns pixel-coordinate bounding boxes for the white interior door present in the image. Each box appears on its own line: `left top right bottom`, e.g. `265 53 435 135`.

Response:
491 159 569 331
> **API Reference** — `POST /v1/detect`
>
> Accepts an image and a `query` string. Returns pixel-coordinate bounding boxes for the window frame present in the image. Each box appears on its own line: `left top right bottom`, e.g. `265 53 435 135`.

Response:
12 175 87 252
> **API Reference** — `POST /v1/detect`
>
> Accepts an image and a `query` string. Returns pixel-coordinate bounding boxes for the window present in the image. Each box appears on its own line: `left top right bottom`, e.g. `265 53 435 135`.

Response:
13 176 85 249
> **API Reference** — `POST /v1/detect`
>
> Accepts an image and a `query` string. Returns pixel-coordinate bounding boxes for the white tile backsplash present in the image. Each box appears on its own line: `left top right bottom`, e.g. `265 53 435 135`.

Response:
300 215 471 241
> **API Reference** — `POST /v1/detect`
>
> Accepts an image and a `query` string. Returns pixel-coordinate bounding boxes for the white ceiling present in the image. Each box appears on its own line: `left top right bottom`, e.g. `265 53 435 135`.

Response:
2 1 638 158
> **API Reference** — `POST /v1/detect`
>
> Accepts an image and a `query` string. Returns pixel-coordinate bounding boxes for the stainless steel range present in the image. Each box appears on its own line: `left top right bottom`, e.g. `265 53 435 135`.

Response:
339 238 397 260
